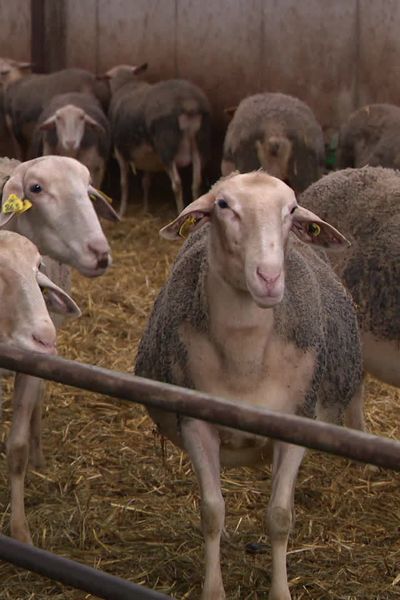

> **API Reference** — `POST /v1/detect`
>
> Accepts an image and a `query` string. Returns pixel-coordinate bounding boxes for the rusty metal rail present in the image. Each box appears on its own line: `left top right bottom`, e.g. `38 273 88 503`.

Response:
0 345 399 471
0 534 170 599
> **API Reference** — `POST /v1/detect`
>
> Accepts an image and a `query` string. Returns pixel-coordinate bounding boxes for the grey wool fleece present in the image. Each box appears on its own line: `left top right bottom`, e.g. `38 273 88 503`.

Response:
135 225 362 429
300 166 400 342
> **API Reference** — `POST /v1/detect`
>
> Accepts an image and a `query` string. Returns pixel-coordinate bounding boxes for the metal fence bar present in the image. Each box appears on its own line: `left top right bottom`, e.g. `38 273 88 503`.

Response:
0 534 170 600
0 345 399 470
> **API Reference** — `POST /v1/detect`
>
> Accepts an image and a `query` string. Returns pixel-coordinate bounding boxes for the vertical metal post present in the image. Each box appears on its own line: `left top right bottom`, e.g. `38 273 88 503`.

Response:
31 0 66 73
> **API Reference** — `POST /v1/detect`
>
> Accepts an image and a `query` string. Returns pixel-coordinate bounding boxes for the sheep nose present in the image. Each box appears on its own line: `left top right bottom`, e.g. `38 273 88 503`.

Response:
64 139 78 151
256 267 281 286
87 241 111 270
32 321 57 354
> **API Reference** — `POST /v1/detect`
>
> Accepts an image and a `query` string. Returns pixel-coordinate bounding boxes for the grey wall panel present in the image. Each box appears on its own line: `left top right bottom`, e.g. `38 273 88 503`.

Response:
262 0 358 133
95 0 176 80
5 0 400 133
65 0 98 72
358 0 400 108
176 0 263 119
0 0 31 60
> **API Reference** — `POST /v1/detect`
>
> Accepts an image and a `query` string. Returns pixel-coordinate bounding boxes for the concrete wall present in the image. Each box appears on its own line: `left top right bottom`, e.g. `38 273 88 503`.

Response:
0 0 30 60
1 0 400 134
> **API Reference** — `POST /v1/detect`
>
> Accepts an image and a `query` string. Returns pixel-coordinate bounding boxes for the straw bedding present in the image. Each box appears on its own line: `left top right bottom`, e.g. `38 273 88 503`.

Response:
0 193 399 599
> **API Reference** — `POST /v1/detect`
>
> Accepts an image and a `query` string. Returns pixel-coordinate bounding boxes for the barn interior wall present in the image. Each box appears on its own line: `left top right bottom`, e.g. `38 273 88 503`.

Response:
1 0 400 134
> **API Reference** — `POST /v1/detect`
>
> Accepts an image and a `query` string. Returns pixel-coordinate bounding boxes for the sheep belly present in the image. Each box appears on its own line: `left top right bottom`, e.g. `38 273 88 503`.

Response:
362 332 400 387
130 143 164 172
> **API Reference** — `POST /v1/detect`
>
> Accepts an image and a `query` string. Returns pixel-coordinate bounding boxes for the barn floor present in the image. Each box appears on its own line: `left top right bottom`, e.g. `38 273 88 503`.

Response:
0 190 399 600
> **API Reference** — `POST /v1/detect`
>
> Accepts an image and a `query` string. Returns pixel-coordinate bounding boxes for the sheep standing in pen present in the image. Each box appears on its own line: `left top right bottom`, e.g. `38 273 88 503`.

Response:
4 67 109 160
300 166 400 429
0 58 33 158
337 103 400 169
29 92 111 188
108 64 211 216
135 171 362 600
221 93 325 193
0 155 119 544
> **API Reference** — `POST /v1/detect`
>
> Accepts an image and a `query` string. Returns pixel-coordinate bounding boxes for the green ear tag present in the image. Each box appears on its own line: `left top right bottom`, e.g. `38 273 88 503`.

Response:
307 222 321 237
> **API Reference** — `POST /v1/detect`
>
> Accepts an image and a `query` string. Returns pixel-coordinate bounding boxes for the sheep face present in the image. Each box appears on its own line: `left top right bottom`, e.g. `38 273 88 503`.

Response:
0 156 119 277
161 171 349 308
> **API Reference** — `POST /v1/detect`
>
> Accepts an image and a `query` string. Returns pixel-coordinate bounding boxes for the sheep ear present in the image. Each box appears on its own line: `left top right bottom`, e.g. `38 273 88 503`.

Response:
291 205 350 249
39 115 57 130
160 192 215 241
36 271 81 317
0 171 26 227
133 62 148 75
88 185 120 222
84 114 105 132
18 61 33 71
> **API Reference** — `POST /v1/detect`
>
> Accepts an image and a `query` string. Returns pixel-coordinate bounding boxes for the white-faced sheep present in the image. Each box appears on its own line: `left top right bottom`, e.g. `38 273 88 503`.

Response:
221 93 325 193
29 92 111 189
337 103 400 170
300 166 400 429
0 155 119 544
108 65 211 216
135 171 362 600
4 67 109 160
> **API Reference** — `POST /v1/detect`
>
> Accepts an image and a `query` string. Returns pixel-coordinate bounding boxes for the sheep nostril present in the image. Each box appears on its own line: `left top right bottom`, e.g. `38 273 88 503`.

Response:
97 256 109 270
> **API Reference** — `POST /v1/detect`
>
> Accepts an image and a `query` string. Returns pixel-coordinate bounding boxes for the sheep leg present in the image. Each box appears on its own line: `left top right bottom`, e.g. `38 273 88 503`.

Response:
267 441 305 600
29 383 46 468
5 114 24 161
167 162 184 214
191 137 202 200
181 419 226 600
142 171 151 212
114 148 129 218
7 374 43 544
344 379 366 431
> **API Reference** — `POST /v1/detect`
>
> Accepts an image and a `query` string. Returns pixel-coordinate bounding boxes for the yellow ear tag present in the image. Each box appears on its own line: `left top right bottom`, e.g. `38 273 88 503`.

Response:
307 222 321 237
178 215 198 238
89 191 113 204
2 194 32 214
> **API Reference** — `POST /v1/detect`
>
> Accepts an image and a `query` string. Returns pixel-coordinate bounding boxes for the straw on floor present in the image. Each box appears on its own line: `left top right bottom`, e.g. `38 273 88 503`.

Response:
0 196 399 600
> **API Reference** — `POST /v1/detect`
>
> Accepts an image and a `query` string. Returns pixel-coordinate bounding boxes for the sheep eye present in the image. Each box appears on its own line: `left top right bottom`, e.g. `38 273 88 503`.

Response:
308 222 321 237
290 205 297 214
217 198 229 209
30 184 42 193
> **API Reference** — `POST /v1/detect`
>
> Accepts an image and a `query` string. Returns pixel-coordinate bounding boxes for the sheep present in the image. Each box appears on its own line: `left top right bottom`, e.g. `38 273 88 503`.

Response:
337 103 400 170
300 165 400 430
221 93 325 193
29 92 111 188
0 58 32 158
0 230 79 353
108 65 211 216
135 171 362 600
0 155 119 544
4 67 109 160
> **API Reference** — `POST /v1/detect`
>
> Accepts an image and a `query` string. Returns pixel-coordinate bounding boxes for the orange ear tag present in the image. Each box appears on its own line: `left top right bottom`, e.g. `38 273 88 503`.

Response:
178 215 198 238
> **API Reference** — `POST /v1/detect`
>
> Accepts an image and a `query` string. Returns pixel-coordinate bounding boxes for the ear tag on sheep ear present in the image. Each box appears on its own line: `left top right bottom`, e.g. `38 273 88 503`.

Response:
2 194 32 214
178 215 199 239
307 222 321 237
89 190 113 204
